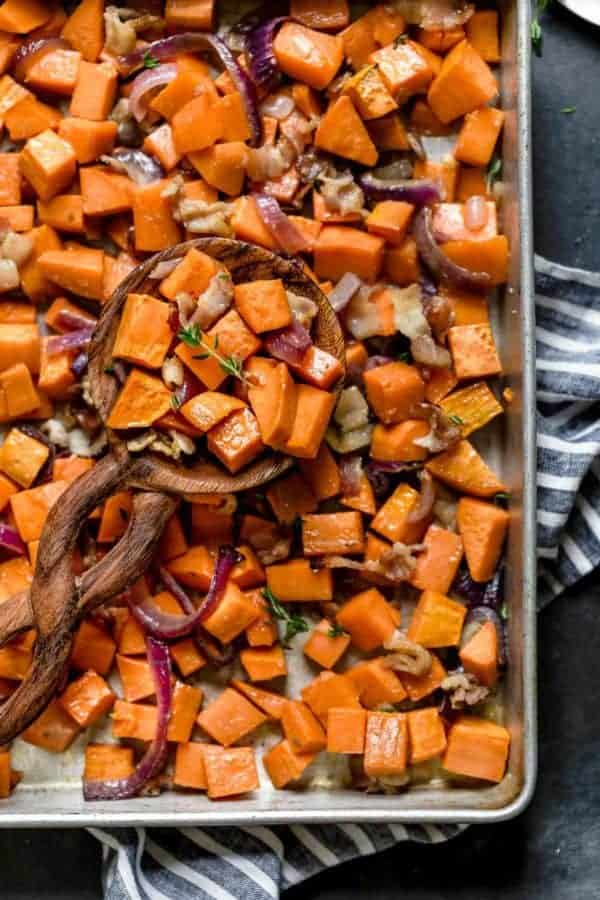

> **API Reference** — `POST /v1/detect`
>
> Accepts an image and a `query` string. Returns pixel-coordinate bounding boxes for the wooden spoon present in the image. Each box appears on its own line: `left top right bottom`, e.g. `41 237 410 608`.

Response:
88 237 345 494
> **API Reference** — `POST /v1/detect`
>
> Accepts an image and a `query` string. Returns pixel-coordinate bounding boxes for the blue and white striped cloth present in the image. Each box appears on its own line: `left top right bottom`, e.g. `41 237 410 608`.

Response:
91 255 600 898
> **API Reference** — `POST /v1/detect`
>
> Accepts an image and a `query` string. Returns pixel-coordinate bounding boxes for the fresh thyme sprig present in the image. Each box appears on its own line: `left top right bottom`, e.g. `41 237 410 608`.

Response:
531 0 552 57
178 323 249 384
262 587 309 647
143 52 160 68
328 622 348 638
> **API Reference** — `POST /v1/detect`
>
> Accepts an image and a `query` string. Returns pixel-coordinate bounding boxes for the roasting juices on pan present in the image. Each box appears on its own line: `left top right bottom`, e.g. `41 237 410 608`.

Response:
0 0 512 804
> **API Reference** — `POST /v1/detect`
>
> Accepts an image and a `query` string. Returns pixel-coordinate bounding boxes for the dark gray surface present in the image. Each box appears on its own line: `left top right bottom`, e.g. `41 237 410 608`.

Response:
2 6 600 899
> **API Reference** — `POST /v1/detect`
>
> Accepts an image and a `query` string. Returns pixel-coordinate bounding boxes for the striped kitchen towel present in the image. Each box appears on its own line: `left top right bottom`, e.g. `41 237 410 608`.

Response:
91 255 600 899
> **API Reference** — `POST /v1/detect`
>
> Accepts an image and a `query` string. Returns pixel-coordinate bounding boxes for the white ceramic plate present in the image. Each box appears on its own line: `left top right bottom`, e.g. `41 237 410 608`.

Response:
559 0 600 26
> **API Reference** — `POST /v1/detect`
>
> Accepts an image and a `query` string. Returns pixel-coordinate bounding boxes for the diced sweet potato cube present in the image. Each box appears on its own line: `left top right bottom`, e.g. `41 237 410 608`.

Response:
10 479 68 543
197 687 267 746
234 279 291 333
326 707 366 754
301 671 361 726
263 738 315 788
364 361 425 425
439 381 503 437
370 483 420 543
38 245 105 301
459 620 499 687
59 670 115 727
20 129 76 201
203 581 260 644
370 41 433 100
401 653 447 701
113 293 172 370
71 620 116 675
364 711 408 777
457 497 509 583
240 645 287 682
407 707 447 764
174 742 207 790
266 472 317 524
370 419 430 463
315 94 378 166
410 525 464 594
303 618 350 669
466 11 501 63
282 700 326 753
314 224 384 283
289 345 344 391
244 590 278 647
107 369 173 430
159 248 217 301
299 444 340 500
247 357 298 450
274 22 343 90
448 323 502 380
231 679 288 720
342 64 396 119
116 654 156 702
336 587 398 652
425 439 507 498
266 558 332 602
0 151 20 204
80 166 133 217
70 60 117 121
133 180 182 252
427 40 498 123
284 384 336 459
21 699 80 753
301 511 364 556
207 407 264 473
442 715 509 782
200 745 259 799
366 200 414 246
407 590 466 647
346 657 407 708
84 745 134 782
0 427 48 487
167 546 213 591
58 118 117 164
454 107 504 168
181 392 246 433
170 638 206 677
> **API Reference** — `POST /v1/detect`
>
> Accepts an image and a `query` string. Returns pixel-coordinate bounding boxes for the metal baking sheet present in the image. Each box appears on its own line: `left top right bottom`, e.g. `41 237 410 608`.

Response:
0 0 537 827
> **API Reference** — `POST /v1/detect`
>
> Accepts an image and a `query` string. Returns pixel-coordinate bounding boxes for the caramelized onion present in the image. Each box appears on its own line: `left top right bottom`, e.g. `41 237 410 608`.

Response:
414 207 492 292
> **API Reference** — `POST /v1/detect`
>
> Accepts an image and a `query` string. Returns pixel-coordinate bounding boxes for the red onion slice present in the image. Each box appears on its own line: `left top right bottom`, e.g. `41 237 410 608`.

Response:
71 351 89 378
84 638 172 801
328 272 362 313
46 327 94 356
263 318 312 364
0 522 26 556
414 207 492 293
103 149 164 185
56 308 97 333
245 17 288 92
129 63 177 122
253 192 310 255
130 546 243 639
359 173 441 206
364 355 394 371
367 459 422 474
118 33 262 146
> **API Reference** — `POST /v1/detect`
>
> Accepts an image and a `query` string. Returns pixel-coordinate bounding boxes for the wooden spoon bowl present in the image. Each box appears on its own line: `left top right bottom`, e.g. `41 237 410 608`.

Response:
88 237 345 495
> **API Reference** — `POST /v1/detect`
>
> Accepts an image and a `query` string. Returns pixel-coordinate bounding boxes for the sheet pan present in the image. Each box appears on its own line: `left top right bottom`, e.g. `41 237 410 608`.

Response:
0 0 537 827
